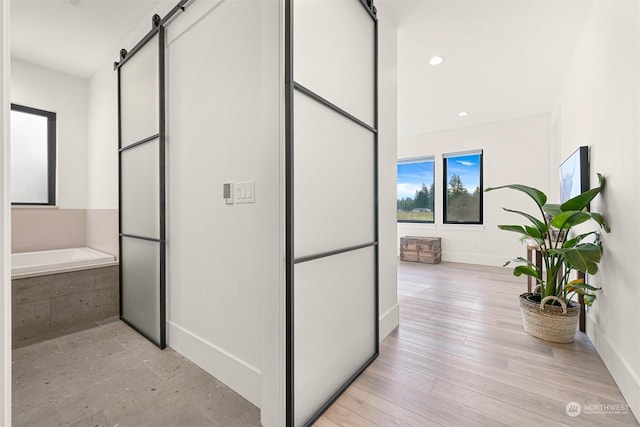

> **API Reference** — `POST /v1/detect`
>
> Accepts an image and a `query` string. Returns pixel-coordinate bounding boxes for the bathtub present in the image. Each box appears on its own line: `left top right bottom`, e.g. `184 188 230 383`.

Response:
12 247 119 348
12 247 118 279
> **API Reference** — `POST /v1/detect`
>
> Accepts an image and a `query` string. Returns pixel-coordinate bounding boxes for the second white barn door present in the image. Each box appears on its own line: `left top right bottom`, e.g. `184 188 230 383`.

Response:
286 0 379 425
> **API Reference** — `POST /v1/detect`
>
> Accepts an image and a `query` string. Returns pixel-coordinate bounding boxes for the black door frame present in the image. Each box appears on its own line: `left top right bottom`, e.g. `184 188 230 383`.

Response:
115 23 166 349
113 1 189 350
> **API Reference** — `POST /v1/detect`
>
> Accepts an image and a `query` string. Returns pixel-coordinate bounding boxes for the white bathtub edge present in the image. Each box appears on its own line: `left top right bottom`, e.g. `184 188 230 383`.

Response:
11 260 119 280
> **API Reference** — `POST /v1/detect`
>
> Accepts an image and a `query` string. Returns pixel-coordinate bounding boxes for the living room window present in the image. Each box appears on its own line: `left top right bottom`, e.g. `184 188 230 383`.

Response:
397 157 435 223
443 150 483 224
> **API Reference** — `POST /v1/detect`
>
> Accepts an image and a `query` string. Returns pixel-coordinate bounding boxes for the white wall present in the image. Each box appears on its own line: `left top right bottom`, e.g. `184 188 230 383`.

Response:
377 4 399 339
1 1 10 423
87 63 118 210
398 113 551 266
165 0 280 410
10 59 88 209
553 1 640 419
86 54 119 259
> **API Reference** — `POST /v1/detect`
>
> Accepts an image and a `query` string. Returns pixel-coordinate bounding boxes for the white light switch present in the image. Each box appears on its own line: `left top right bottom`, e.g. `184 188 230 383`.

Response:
234 181 255 204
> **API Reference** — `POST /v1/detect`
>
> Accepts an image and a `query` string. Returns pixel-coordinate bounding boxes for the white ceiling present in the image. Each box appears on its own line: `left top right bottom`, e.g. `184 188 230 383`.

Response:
11 0 593 136
380 0 593 137
11 0 162 79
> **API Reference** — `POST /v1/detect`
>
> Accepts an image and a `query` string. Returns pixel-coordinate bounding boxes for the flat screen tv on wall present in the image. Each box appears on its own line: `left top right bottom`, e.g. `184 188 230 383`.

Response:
560 146 589 206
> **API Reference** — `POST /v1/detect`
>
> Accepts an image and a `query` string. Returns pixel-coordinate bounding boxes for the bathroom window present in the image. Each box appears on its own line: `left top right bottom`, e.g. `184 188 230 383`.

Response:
10 104 56 205
443 150 483 224
397 157 435 223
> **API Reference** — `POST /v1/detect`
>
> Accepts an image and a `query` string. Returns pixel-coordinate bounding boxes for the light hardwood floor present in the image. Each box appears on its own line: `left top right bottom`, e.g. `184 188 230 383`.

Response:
317 261 639 427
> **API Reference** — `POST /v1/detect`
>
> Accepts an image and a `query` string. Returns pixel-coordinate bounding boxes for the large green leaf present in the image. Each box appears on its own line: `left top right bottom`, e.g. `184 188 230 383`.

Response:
503 257 537 268
564 282 601 293
525 225 543 240
542 203 563 217
589 212 611 233
550 211 592 229
548 248 565 257
486 184 547 209
551 210 609 232
563 243 602 274
563 278 600 307
563 231 599 248
497 225 528 235
560 173 606 211
562 236 579 249
583 294 596 306
502 208 548 235
566 287 598 306
513 265 540 279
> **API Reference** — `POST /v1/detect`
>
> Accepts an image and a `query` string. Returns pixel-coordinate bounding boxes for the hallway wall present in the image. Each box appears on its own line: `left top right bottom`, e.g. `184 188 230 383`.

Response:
377 3 400 339
552 0 640 419
165 0 279 411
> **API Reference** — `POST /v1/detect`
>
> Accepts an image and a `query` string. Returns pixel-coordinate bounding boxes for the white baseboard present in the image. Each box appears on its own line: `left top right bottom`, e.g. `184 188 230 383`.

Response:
168 321 261 408
379 303 399 341
168 303 401 411
442 251 510 267
587 317 640 422
395 251 510 268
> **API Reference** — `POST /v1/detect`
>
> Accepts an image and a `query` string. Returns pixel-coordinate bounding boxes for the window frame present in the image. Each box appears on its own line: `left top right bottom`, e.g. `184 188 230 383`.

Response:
397 156 435 224
443 150 483 225
10 103 57 206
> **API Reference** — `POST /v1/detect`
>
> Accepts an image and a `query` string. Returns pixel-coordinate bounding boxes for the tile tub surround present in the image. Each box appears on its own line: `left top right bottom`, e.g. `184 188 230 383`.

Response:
11 208 119 258
86 209 119 259
12 265 119 348
11 208 86 254
12 320 260 426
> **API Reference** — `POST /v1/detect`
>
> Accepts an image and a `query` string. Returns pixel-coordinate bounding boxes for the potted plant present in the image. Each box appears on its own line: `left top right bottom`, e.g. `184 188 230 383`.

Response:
485 173 609 343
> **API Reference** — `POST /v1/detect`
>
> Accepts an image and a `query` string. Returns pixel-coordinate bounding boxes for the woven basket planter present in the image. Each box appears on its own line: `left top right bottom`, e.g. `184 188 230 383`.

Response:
519 293 580 343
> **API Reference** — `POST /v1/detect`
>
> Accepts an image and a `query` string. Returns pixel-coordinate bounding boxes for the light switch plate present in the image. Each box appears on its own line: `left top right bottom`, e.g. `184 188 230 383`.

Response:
234 181 255 204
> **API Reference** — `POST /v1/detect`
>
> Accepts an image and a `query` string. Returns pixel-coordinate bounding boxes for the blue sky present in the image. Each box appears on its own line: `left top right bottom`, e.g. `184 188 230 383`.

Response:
446 154 481 191
397 155 481 199
397 161 434 199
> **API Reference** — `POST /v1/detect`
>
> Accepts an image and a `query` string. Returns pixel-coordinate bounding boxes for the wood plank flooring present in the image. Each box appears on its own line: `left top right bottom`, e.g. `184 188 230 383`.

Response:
317 261 639 427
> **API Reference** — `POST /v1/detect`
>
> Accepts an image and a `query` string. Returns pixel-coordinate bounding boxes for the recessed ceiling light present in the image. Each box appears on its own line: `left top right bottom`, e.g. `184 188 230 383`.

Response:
429 56 445 66
458 111 469 117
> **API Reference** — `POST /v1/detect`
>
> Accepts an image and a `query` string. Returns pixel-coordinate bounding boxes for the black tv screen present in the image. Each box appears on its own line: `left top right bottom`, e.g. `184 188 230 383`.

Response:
560 146 589 205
